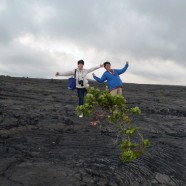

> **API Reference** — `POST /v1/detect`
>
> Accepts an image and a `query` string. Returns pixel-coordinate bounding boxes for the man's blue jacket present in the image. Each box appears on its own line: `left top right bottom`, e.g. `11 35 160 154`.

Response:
93 63 128 91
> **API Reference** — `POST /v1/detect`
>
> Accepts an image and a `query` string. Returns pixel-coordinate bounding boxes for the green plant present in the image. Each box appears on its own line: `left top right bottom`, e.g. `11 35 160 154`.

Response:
76 87 150 163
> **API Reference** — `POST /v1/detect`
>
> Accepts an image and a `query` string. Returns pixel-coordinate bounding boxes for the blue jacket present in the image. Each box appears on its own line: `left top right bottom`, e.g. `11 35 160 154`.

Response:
93 63 128 91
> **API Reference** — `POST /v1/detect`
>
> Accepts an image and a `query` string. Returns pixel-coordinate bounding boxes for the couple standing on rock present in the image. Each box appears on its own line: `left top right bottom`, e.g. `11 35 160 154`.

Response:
56 60 129 117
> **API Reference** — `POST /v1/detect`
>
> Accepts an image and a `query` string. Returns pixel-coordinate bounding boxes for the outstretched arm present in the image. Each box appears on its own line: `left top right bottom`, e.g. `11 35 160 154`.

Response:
55 70 75 76
86 64 104 74
115 62 129 75
92 73 107 83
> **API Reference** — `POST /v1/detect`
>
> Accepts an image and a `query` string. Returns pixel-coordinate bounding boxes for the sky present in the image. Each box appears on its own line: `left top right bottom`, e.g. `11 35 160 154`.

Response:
0 0 186 85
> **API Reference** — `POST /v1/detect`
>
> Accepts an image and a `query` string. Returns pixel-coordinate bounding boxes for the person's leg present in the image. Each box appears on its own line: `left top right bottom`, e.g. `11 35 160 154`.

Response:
117 88 122 95
110 89 117 96
81 88 87 105
77 88 86 106
111 88 122 96
77 88 82 106
84 88 87 102
77 88 86 118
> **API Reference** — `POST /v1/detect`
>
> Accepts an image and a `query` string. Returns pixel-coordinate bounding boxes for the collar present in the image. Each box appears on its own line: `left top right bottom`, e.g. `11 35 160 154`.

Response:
108 69 114 74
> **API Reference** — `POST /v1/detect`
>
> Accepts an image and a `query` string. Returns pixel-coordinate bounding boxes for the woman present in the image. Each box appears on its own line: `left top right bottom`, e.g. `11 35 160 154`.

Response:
56 60 103 117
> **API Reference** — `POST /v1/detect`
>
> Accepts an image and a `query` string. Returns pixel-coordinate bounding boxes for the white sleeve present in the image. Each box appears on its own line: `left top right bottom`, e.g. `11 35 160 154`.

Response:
86 66 100 73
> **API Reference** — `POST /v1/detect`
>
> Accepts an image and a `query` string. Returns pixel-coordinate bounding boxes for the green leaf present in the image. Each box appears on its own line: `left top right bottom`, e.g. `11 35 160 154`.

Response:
76 86 150 163
142 139 151 148
130 107 141 114
123 127 138 136
121 150 137 163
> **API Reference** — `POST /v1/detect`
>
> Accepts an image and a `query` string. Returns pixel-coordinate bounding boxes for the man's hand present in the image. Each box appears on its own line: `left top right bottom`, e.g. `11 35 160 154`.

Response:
55 72 59 76
126 61 129 65
100 64 104 68
92 73 95 76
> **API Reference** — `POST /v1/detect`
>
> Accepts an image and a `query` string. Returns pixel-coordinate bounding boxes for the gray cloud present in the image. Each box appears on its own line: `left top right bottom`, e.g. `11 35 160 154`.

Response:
0 44 54 78
0 0 185 85
37 0 186 66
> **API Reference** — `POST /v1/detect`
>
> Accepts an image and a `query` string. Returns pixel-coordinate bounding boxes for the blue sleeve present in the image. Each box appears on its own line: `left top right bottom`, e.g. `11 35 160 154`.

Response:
115 63 128 75
93 73 107 83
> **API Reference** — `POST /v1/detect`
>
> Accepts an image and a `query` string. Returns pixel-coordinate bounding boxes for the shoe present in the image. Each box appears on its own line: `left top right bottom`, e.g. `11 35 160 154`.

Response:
79 113 83 118
90 119 99 126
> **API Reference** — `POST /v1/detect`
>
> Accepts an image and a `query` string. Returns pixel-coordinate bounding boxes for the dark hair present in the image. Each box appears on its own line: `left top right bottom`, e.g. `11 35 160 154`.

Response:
78 60 84 65
104 61 111 67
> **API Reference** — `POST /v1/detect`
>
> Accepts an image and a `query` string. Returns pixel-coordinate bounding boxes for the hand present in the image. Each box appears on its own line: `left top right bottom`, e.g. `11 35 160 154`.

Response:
126 61 129 65
100 64 104 68
92 73 95 76
55 72 59 76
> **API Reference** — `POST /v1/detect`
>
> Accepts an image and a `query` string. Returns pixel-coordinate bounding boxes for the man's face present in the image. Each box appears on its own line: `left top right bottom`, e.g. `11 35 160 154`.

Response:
104 64 111 71
78 63 84 70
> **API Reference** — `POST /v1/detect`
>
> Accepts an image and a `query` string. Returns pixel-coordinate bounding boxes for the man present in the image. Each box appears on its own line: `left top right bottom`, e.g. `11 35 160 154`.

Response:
92 61 129 96
56 60 103 117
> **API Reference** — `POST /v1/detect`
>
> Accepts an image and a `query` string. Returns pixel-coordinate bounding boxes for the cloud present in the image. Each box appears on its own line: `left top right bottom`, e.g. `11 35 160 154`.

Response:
0 42 53 78
0 0 185 85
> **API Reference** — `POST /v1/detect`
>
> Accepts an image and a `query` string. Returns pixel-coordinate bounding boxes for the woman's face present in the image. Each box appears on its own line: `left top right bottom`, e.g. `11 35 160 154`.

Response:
78 63 84 70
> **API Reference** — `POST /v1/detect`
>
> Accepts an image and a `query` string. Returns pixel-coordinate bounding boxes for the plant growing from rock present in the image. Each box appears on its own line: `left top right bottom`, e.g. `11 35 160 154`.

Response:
76 87 150 163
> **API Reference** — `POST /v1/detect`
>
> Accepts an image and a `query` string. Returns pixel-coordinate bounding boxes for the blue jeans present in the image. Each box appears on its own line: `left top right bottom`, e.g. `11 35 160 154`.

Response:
77 88 87 106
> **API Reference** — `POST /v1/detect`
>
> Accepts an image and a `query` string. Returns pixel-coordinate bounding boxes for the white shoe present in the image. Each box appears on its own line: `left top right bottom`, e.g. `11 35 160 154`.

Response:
79 113 83 118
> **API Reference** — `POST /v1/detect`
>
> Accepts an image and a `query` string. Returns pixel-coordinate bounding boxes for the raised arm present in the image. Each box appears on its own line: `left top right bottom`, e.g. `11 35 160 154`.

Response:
93 73 107 83
86 64 104 74
55 70 75 76
115 62 129 75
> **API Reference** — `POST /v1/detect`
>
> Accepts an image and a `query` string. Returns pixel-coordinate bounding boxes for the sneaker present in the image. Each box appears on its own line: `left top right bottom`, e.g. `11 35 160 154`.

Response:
79 113 83 118
90 119 99 126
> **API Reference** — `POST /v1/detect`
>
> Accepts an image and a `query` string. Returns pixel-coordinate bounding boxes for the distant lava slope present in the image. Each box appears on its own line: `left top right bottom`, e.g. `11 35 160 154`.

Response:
0 76 186 186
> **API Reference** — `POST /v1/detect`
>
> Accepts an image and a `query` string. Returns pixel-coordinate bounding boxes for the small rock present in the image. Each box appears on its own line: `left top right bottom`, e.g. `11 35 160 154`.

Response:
155 173 176 186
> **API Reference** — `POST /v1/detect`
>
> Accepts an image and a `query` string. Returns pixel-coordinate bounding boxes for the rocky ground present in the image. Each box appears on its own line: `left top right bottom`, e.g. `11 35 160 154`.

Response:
0 75 186 186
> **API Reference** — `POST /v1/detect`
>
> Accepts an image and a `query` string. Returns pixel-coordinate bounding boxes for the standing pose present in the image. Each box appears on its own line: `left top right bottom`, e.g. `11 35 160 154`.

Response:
56 60 103 117
93 61 129 96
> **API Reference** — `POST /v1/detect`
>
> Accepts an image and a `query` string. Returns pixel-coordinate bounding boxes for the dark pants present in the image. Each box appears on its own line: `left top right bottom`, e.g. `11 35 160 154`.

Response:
77 88 87 106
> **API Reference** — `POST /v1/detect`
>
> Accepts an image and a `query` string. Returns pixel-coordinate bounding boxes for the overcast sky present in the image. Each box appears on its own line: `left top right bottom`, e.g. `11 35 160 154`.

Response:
0 0 185 85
